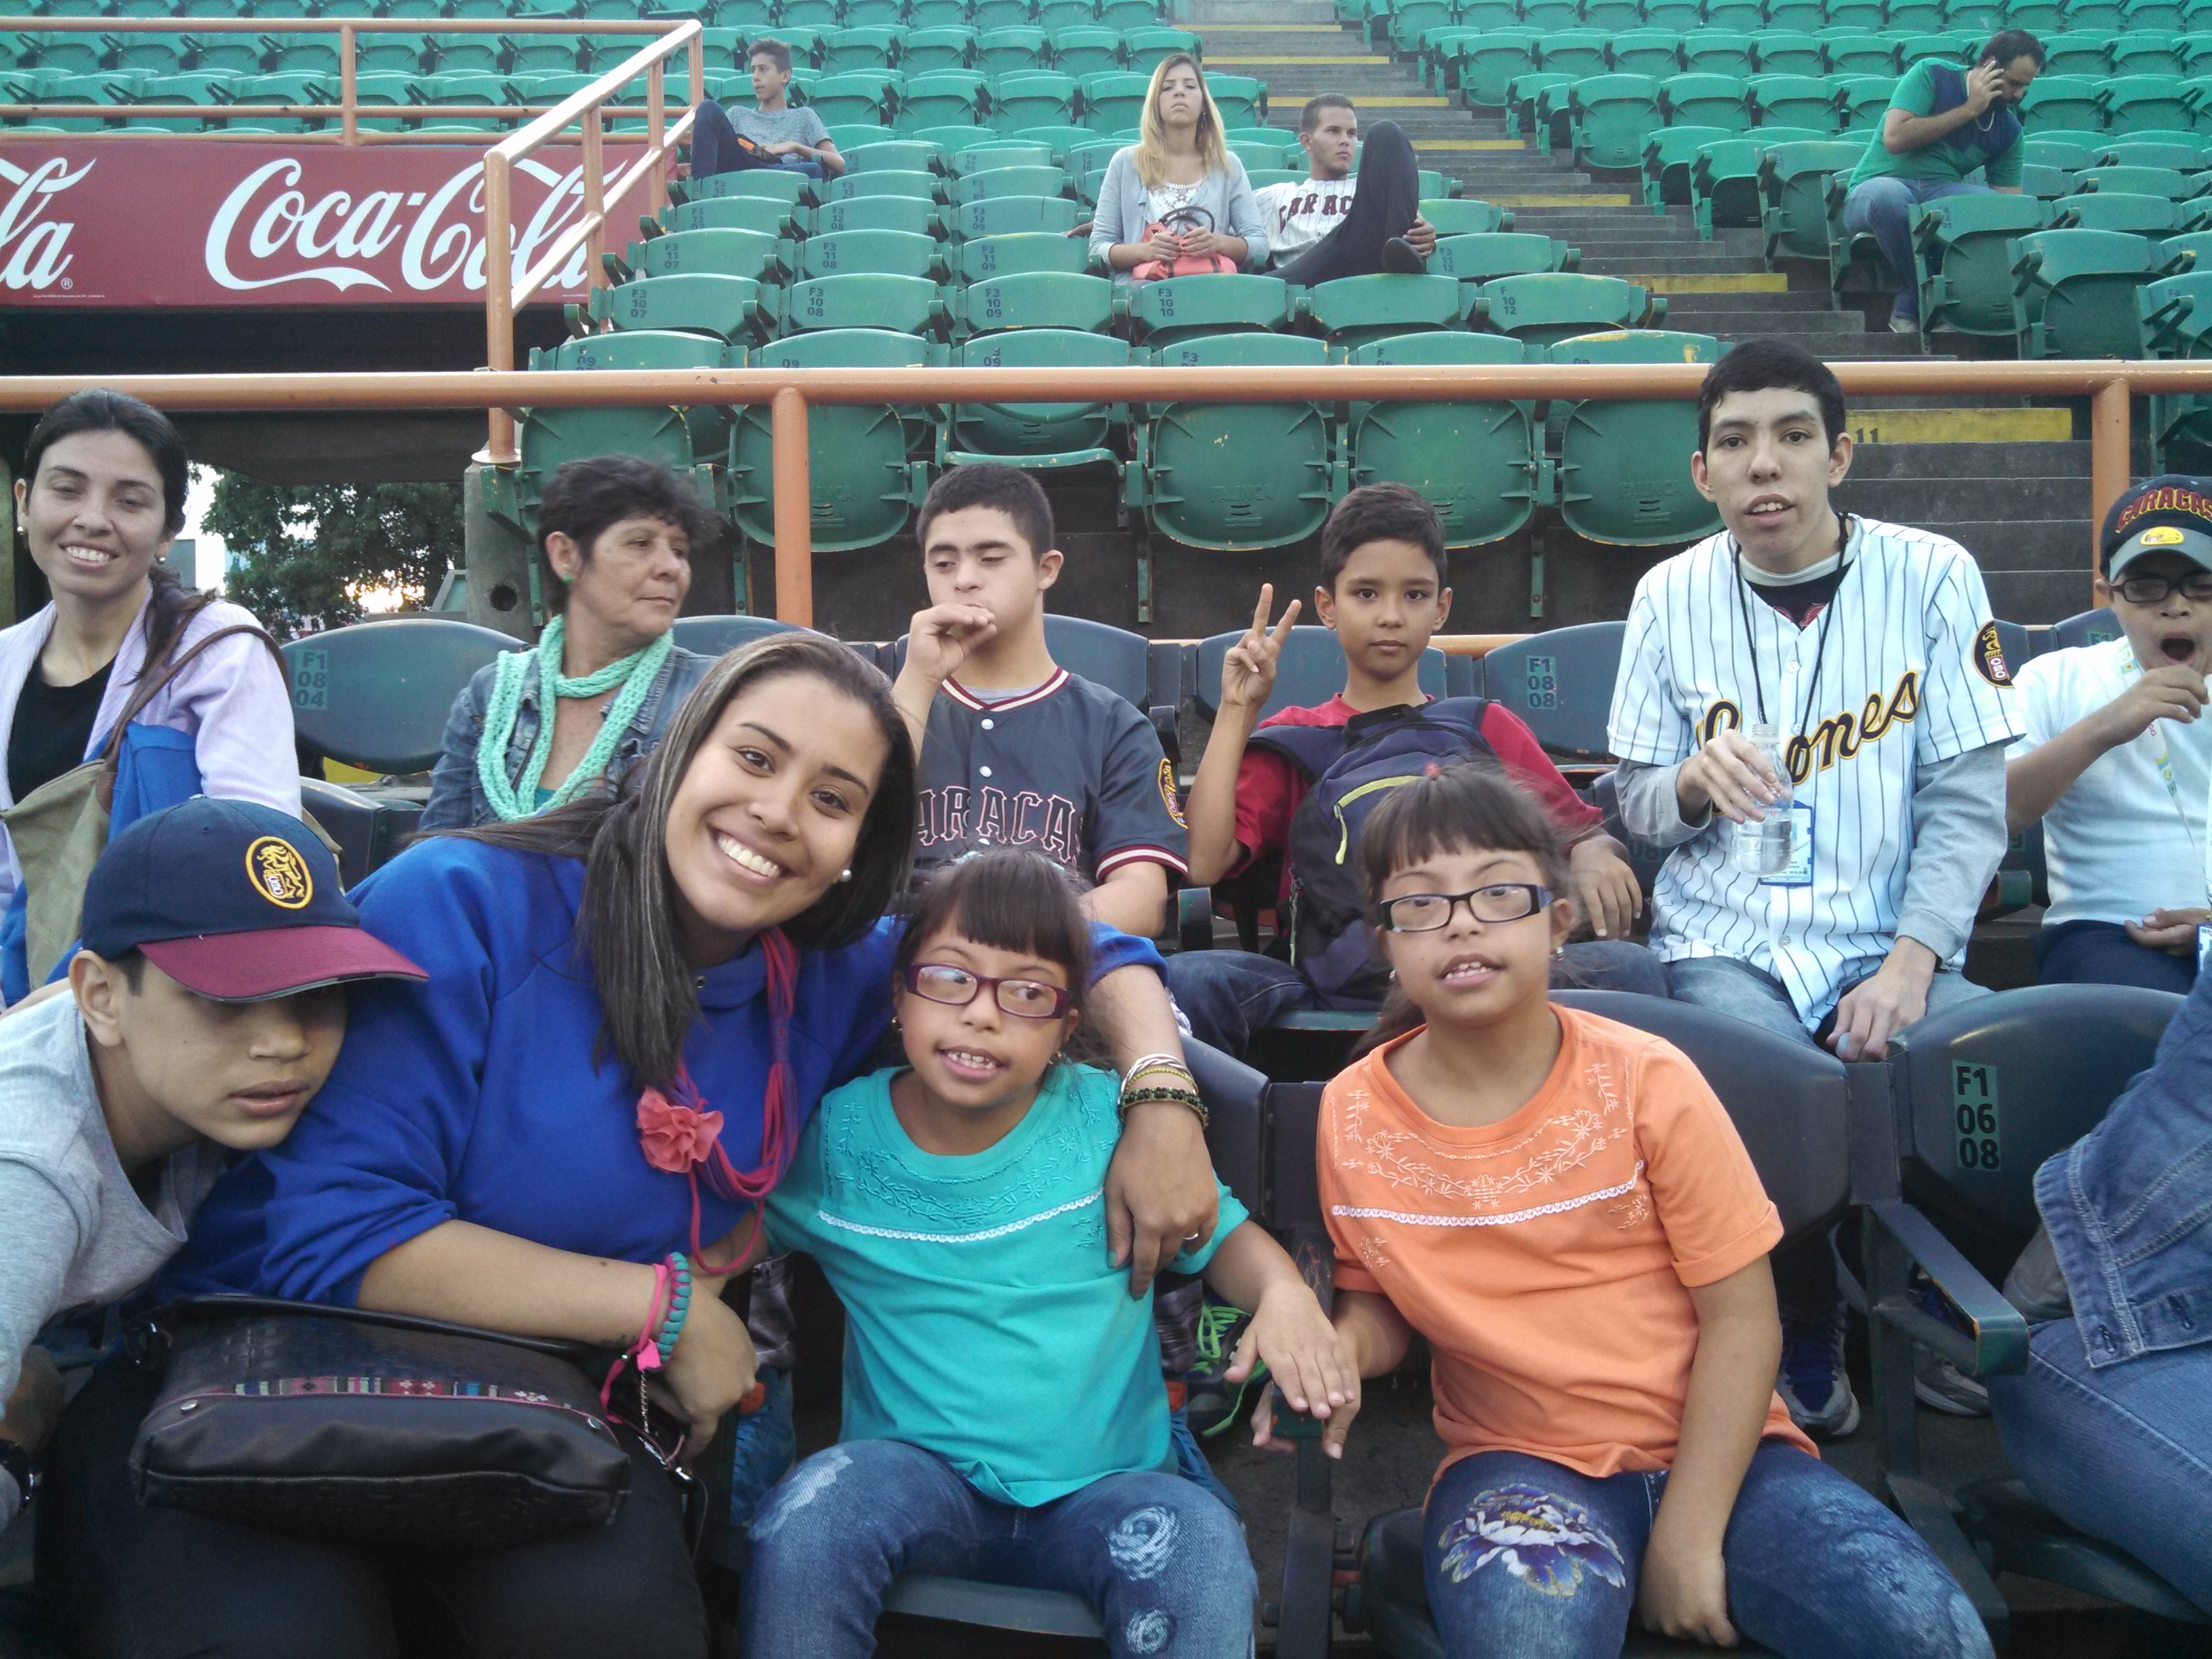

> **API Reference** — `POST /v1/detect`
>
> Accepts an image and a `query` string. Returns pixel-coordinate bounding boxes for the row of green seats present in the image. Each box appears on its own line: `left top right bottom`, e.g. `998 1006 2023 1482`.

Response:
1355 0 2194 38
703 66 1269 129
681 22 1202 75
19 0 1170 28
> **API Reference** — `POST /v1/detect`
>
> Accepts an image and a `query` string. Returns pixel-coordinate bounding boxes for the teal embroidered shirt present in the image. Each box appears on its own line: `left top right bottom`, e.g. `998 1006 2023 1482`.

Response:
765 1062 1248 1507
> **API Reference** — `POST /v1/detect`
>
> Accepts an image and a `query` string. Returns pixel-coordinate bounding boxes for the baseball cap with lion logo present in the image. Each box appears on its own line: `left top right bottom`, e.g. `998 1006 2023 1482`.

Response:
2099 475 2212 580
79 798 425 1002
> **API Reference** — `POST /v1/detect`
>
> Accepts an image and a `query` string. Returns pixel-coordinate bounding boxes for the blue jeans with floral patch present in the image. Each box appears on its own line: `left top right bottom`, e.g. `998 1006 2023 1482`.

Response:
740 1437 1254 1658
1420 1441 1992 1659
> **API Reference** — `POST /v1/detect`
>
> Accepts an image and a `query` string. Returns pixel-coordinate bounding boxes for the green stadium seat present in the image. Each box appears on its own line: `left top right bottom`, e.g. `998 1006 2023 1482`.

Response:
2019 73 2105 130
956 233 1088 285
2099 132 2211 167
1609 28 1684 76
953 163 1067 201
817 167 945 203
1534 28 1610 79
1007 124 1109 162
1225 137 1289 173
838 138 944 176
615 225 784 284
2053 188 2192 231
420 32 501 74
975 24 1046 75
2100 75 2194 133
2107 30 2181 79
1076 69 1148 129
1643 123 1734 207
2020 162 2080 197
584 272 781 344
532 327 741 459
1097 0 1162 28
106 30 188 72
779 0 843 24
1046 26 1118 77
794 226 950 279
847 0 907 23
27 34 106 75
783 270 951 336
1128 332 1333 552
1295 272 1475 351
678 167 813 210
2002 0 2068 22
1420 197 1515 234
1120 273 1296 345
521 397 695 521
222 72 327 131
1749 71 1843 131
909 122 1013 155
1910 188 2051 335
2041 30 2114 77
2026 133 2103 169
358 32 434 75
951 268 1115 333
2077 161 2192 198
1038 0 1101 22
123 70 229 129
1835 73 1900 131
2121 0 2185 22
1766 0 1825 25
1568 73 1663 169
1122 24 1198 72
1342 331 1536 548
1761 138 1864 262
898 66 988 126
2182 44 2212 81
281 619 517 781
2064 0 2126 24
1944 0 2008 25
798 193 941 238
804 70 894 125
14 72 108 130
1473 272 1664 344
1822 32 1897 75
1545 329 1724 544
1749 30 1824 75
344 73 421 131
972 0 1035 24
658 192 798 239
1475 622 1626 760
1897 31 1973 68
939 327 1129 469
1429 229 1578 281
1679 30 1757 77
990 68 1078 129
2013 225 2168 354
1202 72 1264 127
1374 0 1452 52
1692 136 1769 235
2135 265 2212 357
1660 70 1753 131
1503 72 1576 147
901 25 977 71
506 31 580 75
1523 0 1583 23
908 0 977 24
1641 0 1706 24
815 26 902 73
950 193 1081 238
1452 29 1539 106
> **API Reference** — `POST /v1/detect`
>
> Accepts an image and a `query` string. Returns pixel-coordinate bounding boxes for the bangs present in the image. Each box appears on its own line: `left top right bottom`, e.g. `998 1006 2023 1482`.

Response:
1355 763 1565 903
897 850 1092 999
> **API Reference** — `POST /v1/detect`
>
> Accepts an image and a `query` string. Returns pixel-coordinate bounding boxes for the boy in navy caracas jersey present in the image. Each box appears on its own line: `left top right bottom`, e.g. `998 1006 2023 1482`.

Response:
890 464 1188 939
1170 483 1662 1059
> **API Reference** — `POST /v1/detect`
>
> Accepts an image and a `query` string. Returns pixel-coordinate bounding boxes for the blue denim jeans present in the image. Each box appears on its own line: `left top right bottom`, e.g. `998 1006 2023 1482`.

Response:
1839 176 1990 321
1421 1441 1993 1659
741 1438 1256 1658
2034 919 2198 995
1988 1317 2212 1612
1664 953 1990 1053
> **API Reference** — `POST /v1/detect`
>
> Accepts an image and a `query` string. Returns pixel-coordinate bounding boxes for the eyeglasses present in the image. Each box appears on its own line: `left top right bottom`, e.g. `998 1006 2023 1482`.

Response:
1372 884 1553 933
2114 571 2212 606
902 962 1071 1020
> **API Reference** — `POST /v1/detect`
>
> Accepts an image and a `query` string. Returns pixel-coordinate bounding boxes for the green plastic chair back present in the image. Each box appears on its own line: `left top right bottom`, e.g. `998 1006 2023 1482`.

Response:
976 24 1048 75
946 139 1054 175
2055 188 2188 231
1296 272 1475 351
627 226 782 281
951 193 1080 239
2099 131 2210 166
2135 266 2212 354
279 619 518 778
908 122 1006 153
1453 29 1539 106
1120 272 1295 344
942 329 1129 465
2041 29 2114 76
1822 32 1896 75
419 32 500 74
840 139 945 176
1642 124 1734 207
1640 0 1706 21
1076 68 1149 129
1473 272 1661 345
1343 331 1535 548
1944 0 2007 26
1581 0 1645 28
898 66 987 126
1765 0 1825 26
1660 70 1753 131
1910 188 2051 335
1429 230 1574 281
1121 24 1197 71
2024 132 2102 169
731 327 937 552
1835 73 1899 130
817 167 945 203
1504 70 1576 145
808 194 946 237
1679 30 1755 77
795 228 947 279
1038 0 1101 22
533 327 740 458
907 0 976 23
2011 226 2164 354
1535 28 1610 77
2004 0 2068 23
818 25 904 73
847 0 908 25
804 70 893 125
2107 31 2181 78
1897 31 1972 66
592 272 781 344
779 0 842 24
957 237 1094 285
1048 25 1118 76
954 268 1115 333
1609 28 1683 76
1420 197 1516 234
1522 0 1582 24
2018 73 2104 131
1136 332 1332 552
106 30 188 72
2078 162 2192 199
1098 0 1160 28
1692 136 1771 232
2020 162 2080 198
2100 74 2194 134
2121 0 2184 22
1759 138 1863 261
902 25 978 72
782 270 949 335
1748 30 1822 74
975 0 1038 25
1567 72 1662 169
1747 72 1840 131
1201 73 1264 127
30 35 106 75
681 167 813 208
1822 0 1887 25
521 400 695 513
659 193 798 237
953 163 1066 202
1546 329 1725 544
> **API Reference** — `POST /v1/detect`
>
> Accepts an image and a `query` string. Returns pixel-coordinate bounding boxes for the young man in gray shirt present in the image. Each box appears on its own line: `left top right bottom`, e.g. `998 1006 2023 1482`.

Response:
689 37 845 180
0 799 423 1532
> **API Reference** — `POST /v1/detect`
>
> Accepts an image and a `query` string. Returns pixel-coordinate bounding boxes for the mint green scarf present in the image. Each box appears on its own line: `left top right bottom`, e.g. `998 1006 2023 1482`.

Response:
476 615 674 821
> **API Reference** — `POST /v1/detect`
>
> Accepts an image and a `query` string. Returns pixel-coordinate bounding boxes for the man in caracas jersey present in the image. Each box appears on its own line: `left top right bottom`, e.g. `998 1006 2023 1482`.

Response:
1839 30 2045 335
1605 338 2022 1438
1257 96 1439 285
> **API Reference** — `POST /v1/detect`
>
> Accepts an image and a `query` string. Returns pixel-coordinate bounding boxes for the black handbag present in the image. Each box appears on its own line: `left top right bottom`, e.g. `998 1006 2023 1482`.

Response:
127 1296 634 1551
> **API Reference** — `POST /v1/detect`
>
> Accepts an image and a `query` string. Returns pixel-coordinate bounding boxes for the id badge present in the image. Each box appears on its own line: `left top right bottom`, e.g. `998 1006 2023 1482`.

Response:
2198 921 2212 978
1759 804 1814 886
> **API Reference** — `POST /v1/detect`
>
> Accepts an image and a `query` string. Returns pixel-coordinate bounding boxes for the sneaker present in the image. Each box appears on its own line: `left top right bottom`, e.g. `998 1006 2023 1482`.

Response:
1382 236 1427 274
1776 1309 1861 1438
1912 1343 1992 1416
1183 1298 1263 1438
1889 312 1920 334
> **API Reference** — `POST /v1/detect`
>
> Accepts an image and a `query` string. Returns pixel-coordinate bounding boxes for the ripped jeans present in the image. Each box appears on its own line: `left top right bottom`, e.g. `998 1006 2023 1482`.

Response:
740 1438 1256 1658
1421 1441 1992 1659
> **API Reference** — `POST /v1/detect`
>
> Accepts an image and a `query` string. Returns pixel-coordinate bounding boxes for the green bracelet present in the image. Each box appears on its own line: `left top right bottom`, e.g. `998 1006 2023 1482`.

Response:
1118 1084 1208 1128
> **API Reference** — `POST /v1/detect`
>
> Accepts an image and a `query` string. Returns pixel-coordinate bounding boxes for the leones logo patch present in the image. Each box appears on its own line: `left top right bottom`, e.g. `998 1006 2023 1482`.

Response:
1972 621 2014 689
1158 758 1187 830
245 836 313 910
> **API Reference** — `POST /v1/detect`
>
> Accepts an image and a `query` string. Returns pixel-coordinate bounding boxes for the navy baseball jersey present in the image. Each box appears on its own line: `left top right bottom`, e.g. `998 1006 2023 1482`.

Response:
915 670 1189 884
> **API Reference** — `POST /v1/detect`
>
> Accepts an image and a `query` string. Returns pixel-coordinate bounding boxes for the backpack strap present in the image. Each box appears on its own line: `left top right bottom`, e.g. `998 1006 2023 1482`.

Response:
1246 718 1349 781
94 621 280 810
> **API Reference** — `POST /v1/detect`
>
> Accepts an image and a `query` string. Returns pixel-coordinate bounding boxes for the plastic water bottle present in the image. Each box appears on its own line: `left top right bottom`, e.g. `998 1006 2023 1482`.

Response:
1730 722 1795 877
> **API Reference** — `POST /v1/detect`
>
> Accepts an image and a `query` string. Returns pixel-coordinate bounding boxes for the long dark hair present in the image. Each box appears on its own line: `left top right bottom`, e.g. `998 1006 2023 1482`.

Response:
455 633 918 1088
894 848 1094 1022
24 389 216 680
1347 763 1568 1060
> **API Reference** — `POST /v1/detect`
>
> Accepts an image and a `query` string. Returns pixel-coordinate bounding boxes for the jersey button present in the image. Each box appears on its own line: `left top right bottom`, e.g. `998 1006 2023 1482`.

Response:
979 765 994 778
980 718 994 731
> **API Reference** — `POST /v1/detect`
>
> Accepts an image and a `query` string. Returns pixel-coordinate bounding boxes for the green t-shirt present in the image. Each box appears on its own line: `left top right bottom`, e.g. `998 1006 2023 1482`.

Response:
1849 60 2024 188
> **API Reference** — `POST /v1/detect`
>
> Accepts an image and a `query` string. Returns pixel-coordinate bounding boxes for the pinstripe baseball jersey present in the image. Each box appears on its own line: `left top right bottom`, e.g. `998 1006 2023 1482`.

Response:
914 670 1189 886
1606 516 2024 1026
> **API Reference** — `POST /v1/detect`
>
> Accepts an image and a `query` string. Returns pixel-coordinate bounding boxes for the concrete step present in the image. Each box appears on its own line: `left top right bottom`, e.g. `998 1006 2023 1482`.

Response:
1843 436 2084 472
1668 307 1870 336
1582 255 1774 274
1831 476 2092 523
1851 518 2094 571
1657 288 1838 312
1984 568 2098 621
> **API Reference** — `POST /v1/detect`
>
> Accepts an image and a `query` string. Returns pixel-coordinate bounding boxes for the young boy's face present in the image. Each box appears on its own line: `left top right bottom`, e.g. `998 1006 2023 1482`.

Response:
2100 550 2212 676
1691 386 1853 565
1315 537 1452 686
1301 106 1358 180
86 958 348 1152
749 52 790 104
922 505 1062 637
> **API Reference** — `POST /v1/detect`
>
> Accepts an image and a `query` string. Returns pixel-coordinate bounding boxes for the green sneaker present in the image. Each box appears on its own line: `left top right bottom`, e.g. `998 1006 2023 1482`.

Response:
1183 1298 1264 1438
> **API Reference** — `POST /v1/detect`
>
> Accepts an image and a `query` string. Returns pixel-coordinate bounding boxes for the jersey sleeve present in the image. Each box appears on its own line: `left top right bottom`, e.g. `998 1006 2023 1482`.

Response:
1479 705 1603 836
1091 701 1189 880
1607 571 1697 766
1633 1040 1784 1288
1916 545 2027 764
1227 745 1300 878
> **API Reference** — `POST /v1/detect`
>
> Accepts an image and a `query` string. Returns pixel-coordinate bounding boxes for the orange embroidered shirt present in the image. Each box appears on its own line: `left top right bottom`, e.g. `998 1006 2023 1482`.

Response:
1319 1007 1817 1482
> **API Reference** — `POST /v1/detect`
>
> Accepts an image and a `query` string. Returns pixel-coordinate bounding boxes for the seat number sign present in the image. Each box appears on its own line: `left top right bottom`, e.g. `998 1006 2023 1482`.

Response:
1952 1062 2000 1171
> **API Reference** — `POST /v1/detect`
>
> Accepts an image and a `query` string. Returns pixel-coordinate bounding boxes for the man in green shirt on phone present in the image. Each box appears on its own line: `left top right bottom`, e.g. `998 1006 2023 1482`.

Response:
1841 29 2046 334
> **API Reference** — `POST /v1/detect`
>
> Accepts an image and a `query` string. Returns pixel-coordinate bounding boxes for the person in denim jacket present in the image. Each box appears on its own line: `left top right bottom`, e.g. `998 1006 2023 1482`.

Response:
1986 968 2212 1612
422 456 714 831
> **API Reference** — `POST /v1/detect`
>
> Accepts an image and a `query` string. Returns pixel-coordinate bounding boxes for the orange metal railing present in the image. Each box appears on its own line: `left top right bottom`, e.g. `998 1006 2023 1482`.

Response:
0 361 2200 628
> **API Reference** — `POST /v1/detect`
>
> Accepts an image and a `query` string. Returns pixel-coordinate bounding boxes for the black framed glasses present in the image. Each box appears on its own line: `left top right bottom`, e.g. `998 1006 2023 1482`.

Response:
1372 884 1554 933
902 962 1071 1019
2114 570 2212 606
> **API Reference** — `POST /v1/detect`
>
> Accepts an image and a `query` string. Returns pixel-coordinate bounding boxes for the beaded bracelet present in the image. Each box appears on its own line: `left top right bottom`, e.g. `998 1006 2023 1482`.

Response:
653 1252 693 1360
1118 1082 1208 1128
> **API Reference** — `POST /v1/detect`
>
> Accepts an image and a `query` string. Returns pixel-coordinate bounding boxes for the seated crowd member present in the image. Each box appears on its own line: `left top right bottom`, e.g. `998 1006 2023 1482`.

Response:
1171 482 1661 1059
39 634 1210 1659
1607 339 2021 1436
1255 94 1436 284
1273 762 1993 1659
0 800 424 1539
2007 478 2212 994
742 850 1349 1657
1090 55 1267 281
2 390 300 1004
422 455 713 830
687 37 844 181
1840 30 2044 334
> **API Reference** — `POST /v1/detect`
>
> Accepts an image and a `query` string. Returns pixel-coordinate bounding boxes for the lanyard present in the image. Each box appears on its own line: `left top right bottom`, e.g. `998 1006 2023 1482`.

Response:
2129 649 2212 903
1732 512 1853 741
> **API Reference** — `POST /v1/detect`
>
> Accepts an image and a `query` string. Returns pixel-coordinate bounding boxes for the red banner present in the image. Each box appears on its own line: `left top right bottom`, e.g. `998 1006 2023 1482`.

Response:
0 139 648 308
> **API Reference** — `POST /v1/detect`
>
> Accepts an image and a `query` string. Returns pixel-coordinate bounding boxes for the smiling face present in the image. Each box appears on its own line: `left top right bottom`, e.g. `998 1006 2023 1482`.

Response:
1692 386 1854 573
16 428 175 618
1375 844 1571 1032
922 504 1060 643
1302 104 1358 180
1153 61 1205 133
893 923 1076 1119
1315 537 1452 691
662 671 890 964
552 514 693 654
2101 550 2212 676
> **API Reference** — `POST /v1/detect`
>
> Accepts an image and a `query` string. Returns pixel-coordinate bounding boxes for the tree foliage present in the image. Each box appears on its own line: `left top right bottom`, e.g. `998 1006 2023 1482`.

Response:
202 474 463 638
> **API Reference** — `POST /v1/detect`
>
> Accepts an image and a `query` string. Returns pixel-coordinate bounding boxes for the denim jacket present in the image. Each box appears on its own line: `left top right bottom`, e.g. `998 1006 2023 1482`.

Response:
418 644 712 831
2036 968 2212 1368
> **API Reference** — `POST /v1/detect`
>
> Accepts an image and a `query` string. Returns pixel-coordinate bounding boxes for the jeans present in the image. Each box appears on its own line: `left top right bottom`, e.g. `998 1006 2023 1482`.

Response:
1986 1316 2212 1613
1273 119 1420 287
1839 176 1989 321
739 1437 1256 1658
1420 1441 1993 1659
689 99 827 180
2034 918 2198 995
1166 941 1669 1059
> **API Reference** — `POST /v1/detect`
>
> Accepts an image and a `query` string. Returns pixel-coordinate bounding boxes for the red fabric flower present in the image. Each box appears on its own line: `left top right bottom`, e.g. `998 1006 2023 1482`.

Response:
636 1086 725 1173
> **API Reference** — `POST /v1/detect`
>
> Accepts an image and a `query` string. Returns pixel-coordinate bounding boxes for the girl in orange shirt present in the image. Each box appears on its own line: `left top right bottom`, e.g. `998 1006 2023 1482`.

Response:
1258 764 1990 1658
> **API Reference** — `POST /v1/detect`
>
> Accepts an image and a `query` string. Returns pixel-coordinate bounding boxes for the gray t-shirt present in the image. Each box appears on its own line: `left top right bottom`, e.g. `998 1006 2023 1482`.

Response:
726 102 830 150
0 993 224 1527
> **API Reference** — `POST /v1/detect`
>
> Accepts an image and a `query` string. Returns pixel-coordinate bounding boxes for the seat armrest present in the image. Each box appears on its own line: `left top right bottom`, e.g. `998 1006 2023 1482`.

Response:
1177 885 1216 953
1865 1200 2031 1378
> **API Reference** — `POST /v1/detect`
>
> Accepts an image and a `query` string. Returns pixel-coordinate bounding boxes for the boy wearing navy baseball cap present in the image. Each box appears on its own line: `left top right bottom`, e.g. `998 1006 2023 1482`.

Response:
2007 477 2212 992
0 798 423 1534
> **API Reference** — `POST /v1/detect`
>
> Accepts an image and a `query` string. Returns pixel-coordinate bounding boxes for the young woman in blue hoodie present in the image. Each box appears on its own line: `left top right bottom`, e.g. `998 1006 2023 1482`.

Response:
39 632 1212 1659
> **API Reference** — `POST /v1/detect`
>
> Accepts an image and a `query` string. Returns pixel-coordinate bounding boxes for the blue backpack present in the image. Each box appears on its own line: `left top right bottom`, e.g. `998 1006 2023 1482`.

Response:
1246 696 1496 1002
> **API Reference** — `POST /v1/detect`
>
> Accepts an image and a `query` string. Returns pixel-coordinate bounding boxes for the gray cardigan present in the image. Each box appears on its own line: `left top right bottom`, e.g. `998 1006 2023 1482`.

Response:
1086 146 1269 280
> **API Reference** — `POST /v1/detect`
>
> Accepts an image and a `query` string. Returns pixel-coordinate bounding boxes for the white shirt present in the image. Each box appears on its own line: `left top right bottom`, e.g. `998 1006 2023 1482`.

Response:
1607 516 2024 1026
1256 176 1357 266
2015 636 2212 926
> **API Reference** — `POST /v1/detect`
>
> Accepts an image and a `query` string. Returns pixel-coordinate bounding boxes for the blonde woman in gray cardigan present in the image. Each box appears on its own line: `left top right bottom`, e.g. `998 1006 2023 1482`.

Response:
1088 55 1268 280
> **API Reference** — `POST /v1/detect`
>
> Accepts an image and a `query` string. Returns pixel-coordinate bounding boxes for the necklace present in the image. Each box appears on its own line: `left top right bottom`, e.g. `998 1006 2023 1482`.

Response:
1731 512 1854 739
476 615 673 821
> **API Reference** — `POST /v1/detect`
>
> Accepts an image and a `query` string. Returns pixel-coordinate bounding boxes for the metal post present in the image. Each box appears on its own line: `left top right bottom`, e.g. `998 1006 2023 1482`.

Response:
2091 377 2131 583
689 34 703 110
647 60 668 220
483 152 517 464
772 386 813 628
581 106 605 306
339 24 357 146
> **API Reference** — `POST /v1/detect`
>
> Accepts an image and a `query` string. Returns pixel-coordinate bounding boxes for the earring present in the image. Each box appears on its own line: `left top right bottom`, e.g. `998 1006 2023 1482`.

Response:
838 867 852 882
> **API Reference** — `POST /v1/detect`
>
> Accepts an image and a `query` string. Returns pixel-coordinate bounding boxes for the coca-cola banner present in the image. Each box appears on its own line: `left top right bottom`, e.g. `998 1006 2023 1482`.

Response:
0 140 648 307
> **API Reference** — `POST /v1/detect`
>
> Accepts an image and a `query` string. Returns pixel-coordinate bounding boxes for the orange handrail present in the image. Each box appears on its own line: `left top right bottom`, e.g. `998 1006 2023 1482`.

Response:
0 360 2200 628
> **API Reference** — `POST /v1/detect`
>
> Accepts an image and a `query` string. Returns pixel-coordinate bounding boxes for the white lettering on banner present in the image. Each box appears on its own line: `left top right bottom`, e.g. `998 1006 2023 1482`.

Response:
208 159 390 291
0 155 93 291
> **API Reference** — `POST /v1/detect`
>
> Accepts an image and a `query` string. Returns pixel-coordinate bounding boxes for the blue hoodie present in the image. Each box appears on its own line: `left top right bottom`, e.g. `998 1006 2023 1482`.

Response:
165 836 1162 1305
